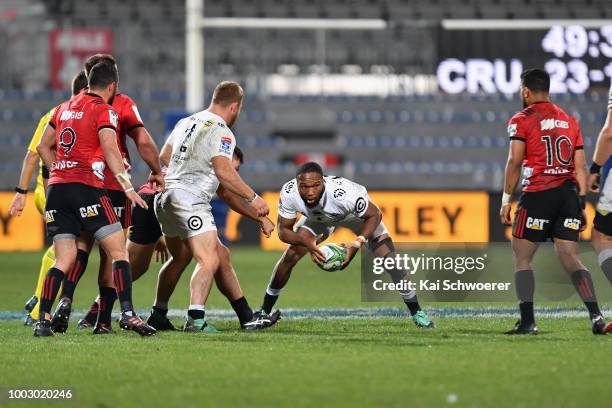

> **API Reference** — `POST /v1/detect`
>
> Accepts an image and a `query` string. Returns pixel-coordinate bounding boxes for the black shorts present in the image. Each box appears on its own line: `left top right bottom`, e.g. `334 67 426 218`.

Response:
45 183 121 240
128 192 162 245
106 189 132 229
594 210 612 236
512 181 583 242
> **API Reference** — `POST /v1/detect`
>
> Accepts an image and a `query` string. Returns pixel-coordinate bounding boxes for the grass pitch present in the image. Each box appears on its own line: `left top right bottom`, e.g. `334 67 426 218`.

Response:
0 248 611 408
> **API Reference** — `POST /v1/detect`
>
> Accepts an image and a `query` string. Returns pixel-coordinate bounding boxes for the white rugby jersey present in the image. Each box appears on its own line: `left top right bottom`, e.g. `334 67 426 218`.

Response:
164 110 236 203
278 176 369 224
608 81 612 110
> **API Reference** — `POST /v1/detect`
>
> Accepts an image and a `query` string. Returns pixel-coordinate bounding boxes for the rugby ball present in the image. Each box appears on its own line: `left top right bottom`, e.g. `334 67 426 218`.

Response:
317 243 348 272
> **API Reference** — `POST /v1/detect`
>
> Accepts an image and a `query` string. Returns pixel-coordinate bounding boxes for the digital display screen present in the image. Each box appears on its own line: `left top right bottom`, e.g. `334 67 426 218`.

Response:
436 25 612 94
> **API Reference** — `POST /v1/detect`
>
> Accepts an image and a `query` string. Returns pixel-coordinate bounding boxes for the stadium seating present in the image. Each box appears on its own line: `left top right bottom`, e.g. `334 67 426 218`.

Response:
0 90 606 191
0 0 610 191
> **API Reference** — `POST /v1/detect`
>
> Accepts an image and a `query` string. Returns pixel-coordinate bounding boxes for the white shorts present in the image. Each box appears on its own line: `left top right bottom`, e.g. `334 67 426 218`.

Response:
597 168 612 214
154 188 217 240
294 216 389 246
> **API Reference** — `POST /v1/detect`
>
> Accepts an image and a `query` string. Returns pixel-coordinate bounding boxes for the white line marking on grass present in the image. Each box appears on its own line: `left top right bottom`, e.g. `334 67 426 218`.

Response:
3 307 611 321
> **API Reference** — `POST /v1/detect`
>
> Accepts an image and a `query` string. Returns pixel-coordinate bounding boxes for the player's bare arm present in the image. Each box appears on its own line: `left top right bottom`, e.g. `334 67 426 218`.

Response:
212 155 269 217
159 142 172 167
574 148 588 231
277 215 325 263
129 126 164 189
9 150 39 216
574 149 588 196
500 139 525 225
588 109 612 192
217 185 275 238
98 128 147 209
340 200 382 269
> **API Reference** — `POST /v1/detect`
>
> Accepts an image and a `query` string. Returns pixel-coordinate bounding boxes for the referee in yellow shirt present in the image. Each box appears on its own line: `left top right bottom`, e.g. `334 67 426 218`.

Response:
8 71 88 324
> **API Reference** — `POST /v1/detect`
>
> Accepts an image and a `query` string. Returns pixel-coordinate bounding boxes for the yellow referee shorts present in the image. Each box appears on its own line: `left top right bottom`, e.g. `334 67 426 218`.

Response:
34 185 45 215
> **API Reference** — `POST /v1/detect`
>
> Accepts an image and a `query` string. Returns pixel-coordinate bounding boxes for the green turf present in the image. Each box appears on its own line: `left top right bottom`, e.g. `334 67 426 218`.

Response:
0 248 611 408
0 247 368 312
1 318 610 408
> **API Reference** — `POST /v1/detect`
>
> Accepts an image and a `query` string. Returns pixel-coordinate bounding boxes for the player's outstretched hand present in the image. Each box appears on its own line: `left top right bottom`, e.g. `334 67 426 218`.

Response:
148 172 165 192
260 217 275 238
251 195 269 217
8 193 26 216
588 173 600 193
127 190 148 209
500 204 512 225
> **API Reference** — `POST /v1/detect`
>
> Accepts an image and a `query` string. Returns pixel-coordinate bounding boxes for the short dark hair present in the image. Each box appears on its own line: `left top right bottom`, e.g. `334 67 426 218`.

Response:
88 62 118 89
212 81 244 106
84 53 117 77
233 146 244 164
521 68 550 93
296 162 323 178
72 70 88 95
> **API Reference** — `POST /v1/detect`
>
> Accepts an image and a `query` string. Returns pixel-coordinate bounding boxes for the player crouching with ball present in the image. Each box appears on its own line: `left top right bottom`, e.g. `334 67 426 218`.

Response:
257 162 435 329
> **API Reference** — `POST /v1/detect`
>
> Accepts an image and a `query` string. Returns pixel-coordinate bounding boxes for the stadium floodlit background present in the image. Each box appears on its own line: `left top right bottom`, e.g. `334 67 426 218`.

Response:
0 1 611 407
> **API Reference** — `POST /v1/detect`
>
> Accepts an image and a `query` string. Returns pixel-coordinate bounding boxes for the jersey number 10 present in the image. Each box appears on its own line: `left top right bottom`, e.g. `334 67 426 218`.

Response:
540 135 572 166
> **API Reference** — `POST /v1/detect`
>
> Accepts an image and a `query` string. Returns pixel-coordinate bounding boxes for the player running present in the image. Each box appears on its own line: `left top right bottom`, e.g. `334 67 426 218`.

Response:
154 80 269 332
50 54 164 334
258 161 435 329
500 68 610 335
8 71 88 325
34 62 155 337
588 82 612 293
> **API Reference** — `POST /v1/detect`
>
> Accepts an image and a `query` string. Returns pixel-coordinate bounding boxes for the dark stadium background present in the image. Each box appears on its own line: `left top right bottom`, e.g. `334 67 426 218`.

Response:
0 0 610 248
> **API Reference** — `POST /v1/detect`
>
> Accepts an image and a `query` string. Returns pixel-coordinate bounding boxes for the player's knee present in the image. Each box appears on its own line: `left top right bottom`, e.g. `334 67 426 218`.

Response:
217 243 231 265
193 251 220 271
107 247 128 262
53 246 76 271
554 244 580 266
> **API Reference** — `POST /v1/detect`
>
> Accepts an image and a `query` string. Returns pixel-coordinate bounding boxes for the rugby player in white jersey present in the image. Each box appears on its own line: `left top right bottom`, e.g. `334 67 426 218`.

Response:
155 81 269 332
258 162 435 329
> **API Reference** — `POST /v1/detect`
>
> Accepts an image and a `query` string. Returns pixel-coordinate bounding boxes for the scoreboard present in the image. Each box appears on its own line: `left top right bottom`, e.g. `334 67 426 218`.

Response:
436 25 612 94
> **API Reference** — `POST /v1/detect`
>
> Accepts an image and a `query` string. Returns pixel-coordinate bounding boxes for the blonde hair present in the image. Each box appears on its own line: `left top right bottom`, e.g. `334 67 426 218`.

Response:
212 81 244 106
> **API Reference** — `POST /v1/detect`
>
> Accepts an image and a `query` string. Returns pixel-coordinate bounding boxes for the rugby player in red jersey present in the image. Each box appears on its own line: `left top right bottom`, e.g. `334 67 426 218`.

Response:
500 68 610 335
50 54 163 334
34 62 155 337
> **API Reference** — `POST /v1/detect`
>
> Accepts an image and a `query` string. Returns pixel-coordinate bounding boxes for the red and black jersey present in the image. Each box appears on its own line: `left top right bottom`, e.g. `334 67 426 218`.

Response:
507 101 583 193
103 93 145 191
48 92 118 188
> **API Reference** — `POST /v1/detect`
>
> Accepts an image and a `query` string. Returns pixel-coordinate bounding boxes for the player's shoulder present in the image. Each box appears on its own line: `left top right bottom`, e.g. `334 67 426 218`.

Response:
326 175 365 190
82 93 113 112
509 108 534 124
325 176 366 201
193 111 233 132
114 93 137 106
280 178 298 197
